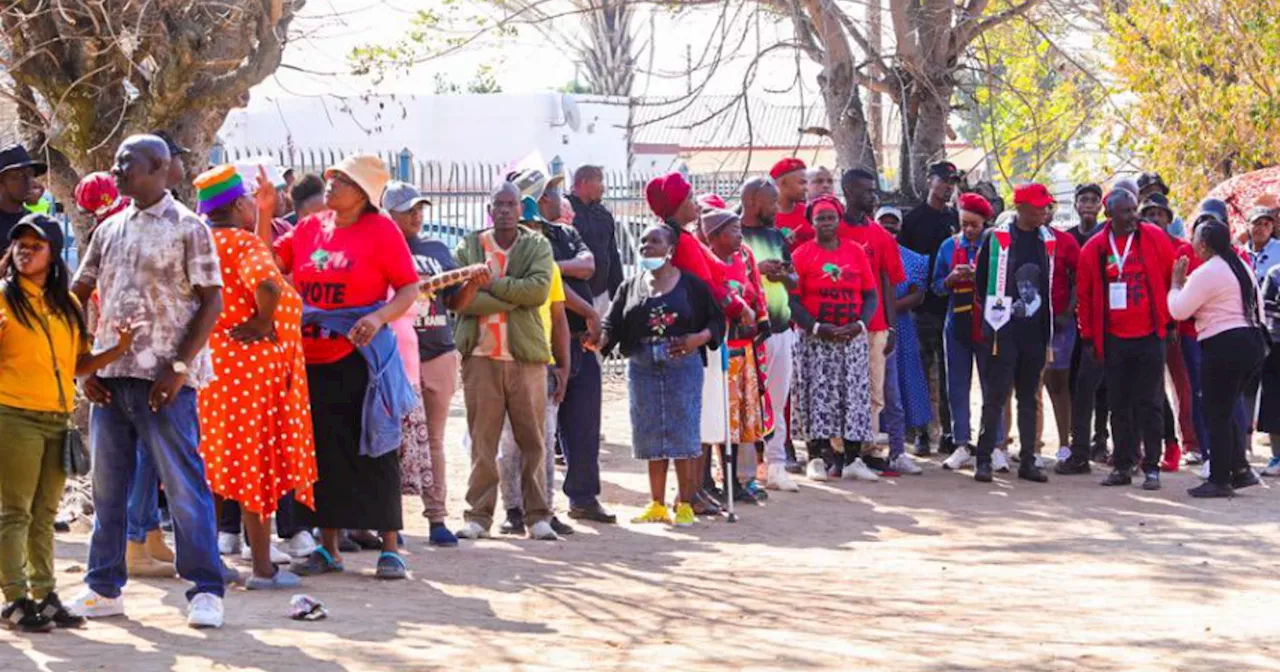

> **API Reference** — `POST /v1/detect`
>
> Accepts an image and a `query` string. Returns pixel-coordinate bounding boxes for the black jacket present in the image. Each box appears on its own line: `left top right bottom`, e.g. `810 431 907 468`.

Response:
568 194 624 299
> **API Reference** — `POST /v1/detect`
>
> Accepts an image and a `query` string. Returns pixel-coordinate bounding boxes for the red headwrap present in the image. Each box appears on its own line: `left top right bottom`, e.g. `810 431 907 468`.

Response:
74 172 128 223
697 193 727 211
646 172 692 220
770 157 807 181
957 192 994 220
806 194 845 223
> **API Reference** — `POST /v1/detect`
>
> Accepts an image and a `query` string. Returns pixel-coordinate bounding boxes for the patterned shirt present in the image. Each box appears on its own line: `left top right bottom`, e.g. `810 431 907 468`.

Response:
73 192 223 387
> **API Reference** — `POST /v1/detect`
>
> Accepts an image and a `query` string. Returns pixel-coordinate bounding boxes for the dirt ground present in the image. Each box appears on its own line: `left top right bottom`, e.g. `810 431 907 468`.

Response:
3 378 1279 672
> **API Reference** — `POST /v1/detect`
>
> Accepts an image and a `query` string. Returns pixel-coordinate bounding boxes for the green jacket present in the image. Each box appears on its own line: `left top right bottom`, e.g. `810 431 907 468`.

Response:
454 225 554 364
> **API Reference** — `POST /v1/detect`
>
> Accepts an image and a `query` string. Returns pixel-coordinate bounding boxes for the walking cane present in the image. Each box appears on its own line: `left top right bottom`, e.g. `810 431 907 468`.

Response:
720 343 738 523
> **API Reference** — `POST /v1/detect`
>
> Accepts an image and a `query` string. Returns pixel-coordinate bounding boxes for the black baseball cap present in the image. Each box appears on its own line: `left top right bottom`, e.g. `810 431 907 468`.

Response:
152 130 190 156
928 161 961 182
8 212 66 250
1074 183 1103 199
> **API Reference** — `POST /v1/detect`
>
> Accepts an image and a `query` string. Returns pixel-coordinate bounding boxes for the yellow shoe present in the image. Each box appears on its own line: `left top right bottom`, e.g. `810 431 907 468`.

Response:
630 501 672 524
145 529 175 563
673 503 696 527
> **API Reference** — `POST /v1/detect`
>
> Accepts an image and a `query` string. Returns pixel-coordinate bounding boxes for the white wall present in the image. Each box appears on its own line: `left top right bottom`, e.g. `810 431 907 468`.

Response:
218 93 632 172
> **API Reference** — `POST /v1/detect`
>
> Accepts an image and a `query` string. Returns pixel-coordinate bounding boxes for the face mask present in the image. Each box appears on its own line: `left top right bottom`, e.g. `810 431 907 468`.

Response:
639 256 666 272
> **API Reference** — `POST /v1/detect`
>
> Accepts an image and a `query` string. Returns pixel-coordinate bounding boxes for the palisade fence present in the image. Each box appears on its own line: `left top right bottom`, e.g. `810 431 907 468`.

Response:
219 146 751 376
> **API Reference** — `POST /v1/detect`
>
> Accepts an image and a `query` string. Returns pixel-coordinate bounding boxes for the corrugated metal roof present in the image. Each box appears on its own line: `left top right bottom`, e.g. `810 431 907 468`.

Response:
632 95 829 149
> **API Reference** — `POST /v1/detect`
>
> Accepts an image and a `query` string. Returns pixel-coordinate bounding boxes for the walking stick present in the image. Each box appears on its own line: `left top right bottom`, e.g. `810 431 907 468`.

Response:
721 343 738 523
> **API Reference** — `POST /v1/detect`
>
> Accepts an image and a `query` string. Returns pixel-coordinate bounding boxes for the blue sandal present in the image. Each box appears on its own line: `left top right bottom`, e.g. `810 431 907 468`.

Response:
290 548 344 576
375 552 407 580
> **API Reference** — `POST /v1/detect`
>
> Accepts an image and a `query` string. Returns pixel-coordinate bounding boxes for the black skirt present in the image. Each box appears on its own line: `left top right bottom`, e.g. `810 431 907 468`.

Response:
1258 344 1280 434
304 351 403 531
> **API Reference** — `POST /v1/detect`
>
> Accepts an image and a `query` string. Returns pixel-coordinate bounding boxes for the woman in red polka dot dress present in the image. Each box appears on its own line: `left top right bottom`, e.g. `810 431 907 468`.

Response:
193 165 317 589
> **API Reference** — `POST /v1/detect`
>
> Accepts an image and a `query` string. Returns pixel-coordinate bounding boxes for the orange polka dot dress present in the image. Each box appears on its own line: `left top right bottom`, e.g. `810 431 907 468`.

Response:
199 227 317 516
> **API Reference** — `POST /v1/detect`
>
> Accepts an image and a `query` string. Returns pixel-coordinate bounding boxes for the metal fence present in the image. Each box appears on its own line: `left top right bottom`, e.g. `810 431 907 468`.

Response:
218 146 752 375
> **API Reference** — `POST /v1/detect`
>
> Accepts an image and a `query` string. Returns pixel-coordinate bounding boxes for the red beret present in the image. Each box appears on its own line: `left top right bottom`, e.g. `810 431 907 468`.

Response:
697 193 727 211
957 192 994 220
75 171 127 221
805 194 845 223
646 172 692 220
1013 183 1055 208
770 157 807 181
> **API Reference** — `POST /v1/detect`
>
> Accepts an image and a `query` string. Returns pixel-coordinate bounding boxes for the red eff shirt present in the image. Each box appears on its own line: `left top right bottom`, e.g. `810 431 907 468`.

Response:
775 204 815 251
275 210 419 364
791 240 875 326
837 218 906 331
1050 228 1080 316
1175 240 1201 337
1104 231 1157 338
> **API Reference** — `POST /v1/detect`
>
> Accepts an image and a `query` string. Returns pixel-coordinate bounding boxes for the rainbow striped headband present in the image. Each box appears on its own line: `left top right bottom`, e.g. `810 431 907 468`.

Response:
193 165 246 214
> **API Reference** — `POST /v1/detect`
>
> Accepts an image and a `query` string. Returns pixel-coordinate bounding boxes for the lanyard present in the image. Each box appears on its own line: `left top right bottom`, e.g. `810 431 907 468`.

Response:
1109 231 1134 275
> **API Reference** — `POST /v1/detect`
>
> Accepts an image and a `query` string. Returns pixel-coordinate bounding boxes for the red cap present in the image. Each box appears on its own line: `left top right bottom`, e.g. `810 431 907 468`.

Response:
770 157 807 180
646 173 692 220
74 172 128 222
957 192 994 220
697 193 727 211
1013 183 1055 209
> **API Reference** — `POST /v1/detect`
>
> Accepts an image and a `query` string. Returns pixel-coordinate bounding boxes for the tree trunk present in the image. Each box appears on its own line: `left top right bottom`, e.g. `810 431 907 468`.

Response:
819 60 877 175
908 83 952 199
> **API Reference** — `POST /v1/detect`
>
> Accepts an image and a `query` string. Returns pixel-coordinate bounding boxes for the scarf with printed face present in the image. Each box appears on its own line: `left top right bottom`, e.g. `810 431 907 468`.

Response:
983 224 1055 337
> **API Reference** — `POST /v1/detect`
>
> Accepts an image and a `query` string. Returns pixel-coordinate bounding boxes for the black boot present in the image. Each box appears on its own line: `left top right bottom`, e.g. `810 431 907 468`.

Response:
500 508 525 535
1018 464 1049 483
36 592 85 629
974 461 994 483
2 597 54 633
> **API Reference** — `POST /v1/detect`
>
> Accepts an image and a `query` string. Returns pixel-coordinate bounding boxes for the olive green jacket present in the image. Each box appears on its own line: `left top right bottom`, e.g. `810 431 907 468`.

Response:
454 226 554 364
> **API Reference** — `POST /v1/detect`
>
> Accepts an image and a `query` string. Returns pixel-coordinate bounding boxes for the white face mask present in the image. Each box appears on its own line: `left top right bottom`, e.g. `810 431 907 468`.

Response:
639 256 666 272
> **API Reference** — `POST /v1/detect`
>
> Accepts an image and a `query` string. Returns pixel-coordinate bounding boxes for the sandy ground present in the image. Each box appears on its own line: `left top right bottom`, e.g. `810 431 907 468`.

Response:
3 377 1279 672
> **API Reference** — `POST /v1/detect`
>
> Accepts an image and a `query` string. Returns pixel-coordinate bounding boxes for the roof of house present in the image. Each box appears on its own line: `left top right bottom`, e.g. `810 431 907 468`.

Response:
631 95 830 150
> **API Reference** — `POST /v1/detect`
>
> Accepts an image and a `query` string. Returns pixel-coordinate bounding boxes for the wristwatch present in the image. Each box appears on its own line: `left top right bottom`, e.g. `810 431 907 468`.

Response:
171 361 189 376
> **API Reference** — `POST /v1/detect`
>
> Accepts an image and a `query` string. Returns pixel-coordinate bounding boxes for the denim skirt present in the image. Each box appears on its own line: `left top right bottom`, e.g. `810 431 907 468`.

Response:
628 343 704 460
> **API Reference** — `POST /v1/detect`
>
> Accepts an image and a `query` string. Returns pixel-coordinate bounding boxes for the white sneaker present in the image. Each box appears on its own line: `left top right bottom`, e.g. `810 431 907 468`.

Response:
806 458 829 482
283 531 317 559
943 445 973 471
1034 455 1047 470
992 449 1011 473
890 453 924 475
217 532 241 556
456 522 490 540
186 593 224 629
1200 462 1211 480
842 458 880 482
241 542 291 565
1262 458 1280 477
767 464 800 492
1056 446 1072 462
528 520 559 541
68 588 124 619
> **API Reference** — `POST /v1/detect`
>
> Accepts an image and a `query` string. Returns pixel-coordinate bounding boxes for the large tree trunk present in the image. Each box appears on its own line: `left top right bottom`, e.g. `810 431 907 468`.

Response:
819 60 877 174
904 82 952 200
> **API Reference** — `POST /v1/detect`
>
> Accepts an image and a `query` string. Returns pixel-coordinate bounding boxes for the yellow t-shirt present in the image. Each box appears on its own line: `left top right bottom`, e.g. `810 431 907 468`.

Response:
540 264 565 346
0 278 88 413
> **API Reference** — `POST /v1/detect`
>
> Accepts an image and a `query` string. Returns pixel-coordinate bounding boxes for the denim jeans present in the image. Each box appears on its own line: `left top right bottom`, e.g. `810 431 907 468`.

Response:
880 344 907 458
87 378 223 601
125 445 160 543
1180 335 1210 459
558 339 603 509
943 316 1006 447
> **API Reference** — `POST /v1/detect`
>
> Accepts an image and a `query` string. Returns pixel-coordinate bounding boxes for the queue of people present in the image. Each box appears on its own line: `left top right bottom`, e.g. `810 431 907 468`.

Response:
1 136 1277 636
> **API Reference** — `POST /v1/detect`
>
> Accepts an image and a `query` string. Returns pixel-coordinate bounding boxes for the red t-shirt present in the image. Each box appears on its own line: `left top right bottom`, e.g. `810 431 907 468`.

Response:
837 218 906 331
720 245 769 339
1175 240 1201 337
791 240 875 326
1050 229 1080 316
1103 231 1157 338
274 210 419 364
775 204 814 251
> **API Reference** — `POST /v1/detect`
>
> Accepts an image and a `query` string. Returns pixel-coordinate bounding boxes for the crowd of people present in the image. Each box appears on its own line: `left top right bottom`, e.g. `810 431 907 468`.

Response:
0 134 1276 635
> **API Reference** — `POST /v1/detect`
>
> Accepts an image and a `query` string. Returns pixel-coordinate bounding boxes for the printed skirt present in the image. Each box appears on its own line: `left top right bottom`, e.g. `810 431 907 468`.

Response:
629 343 705 460
791 332 873 442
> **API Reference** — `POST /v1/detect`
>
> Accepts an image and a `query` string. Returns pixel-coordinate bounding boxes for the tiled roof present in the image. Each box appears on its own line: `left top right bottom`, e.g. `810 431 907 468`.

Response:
632 95 829 149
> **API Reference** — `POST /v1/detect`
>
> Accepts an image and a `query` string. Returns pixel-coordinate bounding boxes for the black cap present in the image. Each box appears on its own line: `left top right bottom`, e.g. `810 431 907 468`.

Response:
1140 192 1173 217
1137 172 1168 195
0 144 48 177
8 212 65 250
152 130 190 156
1195 197 1230 225
928 161 960 182
1074 183 1103 199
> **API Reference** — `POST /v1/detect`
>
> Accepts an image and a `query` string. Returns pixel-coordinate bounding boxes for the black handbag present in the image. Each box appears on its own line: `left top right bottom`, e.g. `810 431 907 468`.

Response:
35 313 90 476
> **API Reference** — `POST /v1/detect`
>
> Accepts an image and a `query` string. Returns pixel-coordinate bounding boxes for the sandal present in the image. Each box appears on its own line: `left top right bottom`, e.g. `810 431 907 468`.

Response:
691 492 722 516
290 548 344 577
375 552 407 580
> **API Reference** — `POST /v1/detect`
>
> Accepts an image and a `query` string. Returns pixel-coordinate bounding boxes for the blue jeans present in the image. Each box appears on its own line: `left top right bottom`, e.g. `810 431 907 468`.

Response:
87 378 223 601
1180 335 1210 459
880 345 906 458
125 445 159 543
944 317 1006 447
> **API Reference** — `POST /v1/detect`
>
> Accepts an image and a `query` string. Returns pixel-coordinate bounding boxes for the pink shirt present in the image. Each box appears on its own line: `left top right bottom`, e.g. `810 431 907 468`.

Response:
1167 256 1261 340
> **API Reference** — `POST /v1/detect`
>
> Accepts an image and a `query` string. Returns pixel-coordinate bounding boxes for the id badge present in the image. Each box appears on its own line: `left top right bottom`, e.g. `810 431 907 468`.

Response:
1108 282 1127 310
